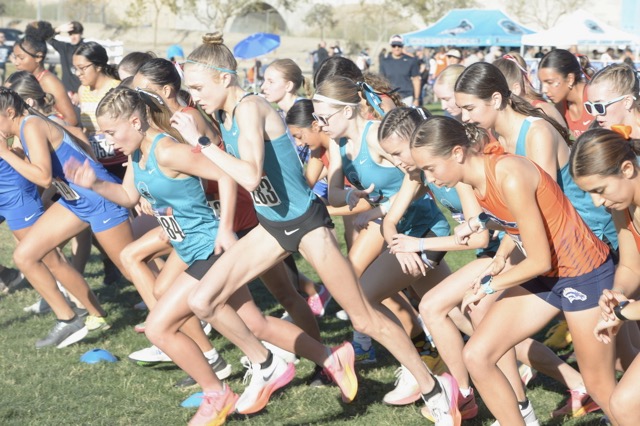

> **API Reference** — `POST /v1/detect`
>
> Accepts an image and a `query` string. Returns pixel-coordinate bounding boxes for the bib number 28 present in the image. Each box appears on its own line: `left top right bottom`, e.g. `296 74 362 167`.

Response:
251 176 281 207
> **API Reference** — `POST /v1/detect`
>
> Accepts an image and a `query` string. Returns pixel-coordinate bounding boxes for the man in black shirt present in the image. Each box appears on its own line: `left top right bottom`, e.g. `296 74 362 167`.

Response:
48 21 84 103
380 35 421 106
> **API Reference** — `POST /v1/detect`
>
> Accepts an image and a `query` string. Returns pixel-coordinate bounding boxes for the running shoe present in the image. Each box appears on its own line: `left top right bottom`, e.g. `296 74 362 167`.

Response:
235 355 295 415
308 364 332 387
353 341 376 364
0 267 24 293
324 342 358 403
128 345 172 365
551 389 600 418
188 384 238 426
133 300 147 311
490 400 540 426
72 305 88 318
134 322 146 333
421 373 461 426
201 320 213 336
85 315 111 332
383 365 420 406
423 388 478 421
518 362 538 387
335 309 349 321
23 297 52 315
421 346 448 375
35 316 88 349
544 320 572 350
263 341 298 365
175 355 233 388
307 285 332 317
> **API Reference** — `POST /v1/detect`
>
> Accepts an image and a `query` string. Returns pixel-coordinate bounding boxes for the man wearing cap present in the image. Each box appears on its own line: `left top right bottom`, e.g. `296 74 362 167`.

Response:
48 21 84 103
380 34 421 106
445 49 463 66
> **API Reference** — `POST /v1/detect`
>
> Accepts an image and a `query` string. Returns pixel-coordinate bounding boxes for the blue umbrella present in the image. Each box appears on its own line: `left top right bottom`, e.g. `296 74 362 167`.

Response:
233 32 281 59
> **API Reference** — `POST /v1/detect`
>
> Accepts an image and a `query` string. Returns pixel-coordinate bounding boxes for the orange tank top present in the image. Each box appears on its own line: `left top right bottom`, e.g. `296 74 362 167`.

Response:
624 208 640 252
563 86 593 139
477 153 608 277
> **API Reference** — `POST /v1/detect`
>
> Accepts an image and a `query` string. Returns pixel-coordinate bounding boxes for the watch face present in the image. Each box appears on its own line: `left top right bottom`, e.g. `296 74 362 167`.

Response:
198 136 211 146
478 212 489 224
480 275 492 285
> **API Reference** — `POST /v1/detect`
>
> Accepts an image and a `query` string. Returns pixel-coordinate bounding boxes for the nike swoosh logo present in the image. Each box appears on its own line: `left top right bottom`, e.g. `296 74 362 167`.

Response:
102 218 112 224
359 159 367 165
24 213 37 221
284 228 300 236
582 120 592 125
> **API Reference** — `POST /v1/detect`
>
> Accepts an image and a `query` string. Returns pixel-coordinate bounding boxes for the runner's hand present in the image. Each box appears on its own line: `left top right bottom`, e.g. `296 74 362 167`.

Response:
170 111 199 146
395 252 427 277
388 234 421 254
63 158 96 188
593 316 621 344
599 290 629 322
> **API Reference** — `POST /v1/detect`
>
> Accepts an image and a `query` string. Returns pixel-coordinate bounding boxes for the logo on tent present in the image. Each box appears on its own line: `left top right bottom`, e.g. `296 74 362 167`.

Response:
439 19 473 36
498 19 524 35
585 19 604 33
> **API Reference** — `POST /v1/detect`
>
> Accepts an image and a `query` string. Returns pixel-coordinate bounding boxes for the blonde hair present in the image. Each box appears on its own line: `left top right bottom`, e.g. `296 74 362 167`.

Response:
435 65 465 88
185 32 237 79
269 59 312 98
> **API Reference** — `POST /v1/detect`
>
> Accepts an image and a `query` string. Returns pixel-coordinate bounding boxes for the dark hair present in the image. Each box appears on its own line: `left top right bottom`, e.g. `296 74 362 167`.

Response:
379 106 431 142
570 128 640 178
314 56 363 88
539 49 587 83
455 62 570 144
137 57 181 92
119 76 134 88
24 20 55 41
74 41 119 80
15 36 47 61
285 99 315 128
5 71 55 113
69 21 84 35
96 87 185 144
118 51 156 79
410 115 487 157
493 54 544 102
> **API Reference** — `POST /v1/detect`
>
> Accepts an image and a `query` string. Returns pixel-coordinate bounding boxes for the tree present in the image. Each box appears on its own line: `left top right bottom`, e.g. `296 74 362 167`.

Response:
126 0 188 48
303 3 337 40
507 0 587 30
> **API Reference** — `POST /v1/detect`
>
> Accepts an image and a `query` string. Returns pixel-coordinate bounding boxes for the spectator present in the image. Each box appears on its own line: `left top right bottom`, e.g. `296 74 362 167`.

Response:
0 32 9 84
48 21 84 103
377 48 387 73
311 41 329 78
333 41 343 57
379 34 421 106
445 48 463 66
484 45 503 63
600 47 615 64
464 48 481 66
356 47 371 72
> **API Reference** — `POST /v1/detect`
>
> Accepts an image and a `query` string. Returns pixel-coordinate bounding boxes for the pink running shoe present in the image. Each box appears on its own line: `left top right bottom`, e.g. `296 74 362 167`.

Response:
324 342 358 403
188 384 238 426
552 389 600 418
421 373 462 426
423 387 478 421
307 285 332 317
235 355 295 415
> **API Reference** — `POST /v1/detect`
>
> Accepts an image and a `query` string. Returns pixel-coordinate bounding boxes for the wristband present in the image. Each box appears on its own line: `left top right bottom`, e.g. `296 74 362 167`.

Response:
345 188 355 206
614 301 631 321
479 275 496 295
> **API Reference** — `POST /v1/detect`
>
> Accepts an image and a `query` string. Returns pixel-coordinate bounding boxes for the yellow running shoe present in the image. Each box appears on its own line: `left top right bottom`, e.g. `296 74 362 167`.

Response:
85 315 111 332
544 320 572 350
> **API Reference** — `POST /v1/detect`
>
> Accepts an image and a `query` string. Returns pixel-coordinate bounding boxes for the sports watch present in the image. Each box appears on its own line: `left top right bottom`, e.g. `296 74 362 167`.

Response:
192 136 212 153
476 212 489 232
614 300 631 321
480 275 496 295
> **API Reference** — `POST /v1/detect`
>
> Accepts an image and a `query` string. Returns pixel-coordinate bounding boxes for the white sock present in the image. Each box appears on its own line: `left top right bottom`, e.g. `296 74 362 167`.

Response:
203 348 219 362
459 387 471 398
353 331 372 350
572 385 587 394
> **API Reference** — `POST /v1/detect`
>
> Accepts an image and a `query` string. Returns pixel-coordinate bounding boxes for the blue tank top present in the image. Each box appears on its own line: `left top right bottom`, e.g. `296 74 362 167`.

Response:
0 153 39 198
132 134 218 265
19 115 120 202
339 122 448 237
515 117 618 249
216 98 315 222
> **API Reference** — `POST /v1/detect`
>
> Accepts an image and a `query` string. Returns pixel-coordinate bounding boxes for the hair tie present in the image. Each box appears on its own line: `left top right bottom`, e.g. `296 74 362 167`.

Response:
135 87 165 107
483 141 505 155
412 105 428 120
357 81 385 117
611 124 632 140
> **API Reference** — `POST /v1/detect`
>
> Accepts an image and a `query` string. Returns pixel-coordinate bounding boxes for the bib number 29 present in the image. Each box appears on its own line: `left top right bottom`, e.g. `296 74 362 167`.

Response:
251 176 281 207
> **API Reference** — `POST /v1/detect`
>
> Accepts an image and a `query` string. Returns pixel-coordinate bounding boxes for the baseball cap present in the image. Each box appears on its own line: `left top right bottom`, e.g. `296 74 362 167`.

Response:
389 35 404 47
446 49 462 59
69 21 84 35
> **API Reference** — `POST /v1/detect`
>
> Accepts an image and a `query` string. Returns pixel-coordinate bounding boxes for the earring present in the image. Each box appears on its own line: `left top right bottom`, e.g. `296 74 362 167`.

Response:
568 83 574 90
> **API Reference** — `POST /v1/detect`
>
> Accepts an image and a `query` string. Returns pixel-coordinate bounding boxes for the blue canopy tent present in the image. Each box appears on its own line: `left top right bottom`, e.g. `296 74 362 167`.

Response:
402 9 534 47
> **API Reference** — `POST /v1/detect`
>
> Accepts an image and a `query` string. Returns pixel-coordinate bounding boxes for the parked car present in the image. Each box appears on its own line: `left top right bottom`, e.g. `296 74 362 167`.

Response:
0 28 23 46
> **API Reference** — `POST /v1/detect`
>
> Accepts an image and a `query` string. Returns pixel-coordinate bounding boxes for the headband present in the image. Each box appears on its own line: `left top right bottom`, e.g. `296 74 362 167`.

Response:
183 59 237 75
356 81 385 117
135 87 165 106
312 93 359 106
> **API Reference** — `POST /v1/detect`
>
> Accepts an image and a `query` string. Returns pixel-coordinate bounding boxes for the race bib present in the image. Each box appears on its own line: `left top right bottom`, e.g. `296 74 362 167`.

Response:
52 178 80 201
89 133 115 160
154 207 186 242
251 176 281 207
510 234 527 256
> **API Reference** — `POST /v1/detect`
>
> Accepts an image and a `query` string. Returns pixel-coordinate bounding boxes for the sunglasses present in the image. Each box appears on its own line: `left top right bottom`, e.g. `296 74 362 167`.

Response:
584 95 626 116
312 107 344 126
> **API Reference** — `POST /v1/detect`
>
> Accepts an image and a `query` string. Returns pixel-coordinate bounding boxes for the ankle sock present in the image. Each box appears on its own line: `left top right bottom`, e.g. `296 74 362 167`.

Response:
422 375 442 400
203 348 219 362
459 387 471 398
60 315 77 324
260 350 274 370
518 399 530 411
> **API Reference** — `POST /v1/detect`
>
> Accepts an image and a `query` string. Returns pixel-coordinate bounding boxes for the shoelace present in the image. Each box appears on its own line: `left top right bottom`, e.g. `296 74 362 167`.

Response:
241 358 254 385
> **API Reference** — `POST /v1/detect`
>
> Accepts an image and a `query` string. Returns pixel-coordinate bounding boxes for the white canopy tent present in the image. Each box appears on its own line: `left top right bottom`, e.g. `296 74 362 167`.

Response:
521 10 640 47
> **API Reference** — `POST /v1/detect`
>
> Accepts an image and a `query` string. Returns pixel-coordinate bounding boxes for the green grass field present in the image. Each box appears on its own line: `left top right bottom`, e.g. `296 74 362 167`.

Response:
0 211 607 426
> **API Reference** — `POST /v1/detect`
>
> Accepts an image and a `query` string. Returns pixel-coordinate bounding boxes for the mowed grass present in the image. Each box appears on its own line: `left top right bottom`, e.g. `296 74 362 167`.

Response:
0 210 607 426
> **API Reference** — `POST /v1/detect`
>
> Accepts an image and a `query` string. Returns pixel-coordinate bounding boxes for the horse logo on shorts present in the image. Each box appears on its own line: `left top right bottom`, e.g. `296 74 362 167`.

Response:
562 287 588 303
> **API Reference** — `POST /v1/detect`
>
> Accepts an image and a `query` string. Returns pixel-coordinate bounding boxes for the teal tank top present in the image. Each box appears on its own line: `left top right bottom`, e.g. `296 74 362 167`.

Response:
216 99 315 222
132 134 218 264
515 117 618 249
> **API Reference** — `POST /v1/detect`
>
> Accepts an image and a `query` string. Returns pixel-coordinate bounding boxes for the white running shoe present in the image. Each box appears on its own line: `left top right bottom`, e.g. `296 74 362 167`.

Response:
235 354 296 415
423 373 462 426
128 345 172 364
335 309 349 321
490 400 540 426
383 365 421 405
262 341 298 365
